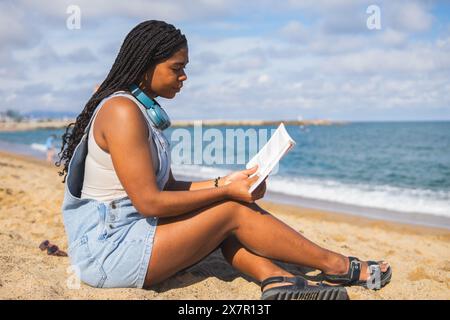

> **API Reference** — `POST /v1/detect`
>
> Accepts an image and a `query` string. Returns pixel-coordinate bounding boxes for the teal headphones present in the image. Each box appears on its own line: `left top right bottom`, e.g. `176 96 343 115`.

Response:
129 84 171 130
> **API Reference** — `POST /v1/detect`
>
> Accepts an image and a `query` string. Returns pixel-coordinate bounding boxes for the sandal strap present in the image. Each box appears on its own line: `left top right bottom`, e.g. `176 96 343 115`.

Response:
325 256 362 285
260 276 304 292
367 260 381 267
348 257 362 284
367 261 382 276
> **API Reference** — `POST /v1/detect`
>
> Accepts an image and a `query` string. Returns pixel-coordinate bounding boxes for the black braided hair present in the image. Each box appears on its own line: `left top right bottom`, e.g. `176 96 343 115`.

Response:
56 20 187 182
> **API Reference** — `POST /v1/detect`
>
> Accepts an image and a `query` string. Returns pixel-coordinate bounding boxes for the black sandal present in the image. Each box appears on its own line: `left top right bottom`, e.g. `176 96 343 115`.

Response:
323 256 392 290
260 276 349 300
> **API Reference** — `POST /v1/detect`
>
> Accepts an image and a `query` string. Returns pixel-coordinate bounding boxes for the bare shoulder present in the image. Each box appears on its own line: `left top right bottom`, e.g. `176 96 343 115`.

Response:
95 95 149 150
100 96 144 123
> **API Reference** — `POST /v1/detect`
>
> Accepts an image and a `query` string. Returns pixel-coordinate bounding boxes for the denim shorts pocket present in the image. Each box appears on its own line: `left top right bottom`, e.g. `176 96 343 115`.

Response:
68 235 107 288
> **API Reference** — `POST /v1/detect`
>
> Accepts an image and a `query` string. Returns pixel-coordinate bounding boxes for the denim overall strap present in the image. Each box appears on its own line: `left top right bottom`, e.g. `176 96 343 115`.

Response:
62 92 131 245
64 92 129 200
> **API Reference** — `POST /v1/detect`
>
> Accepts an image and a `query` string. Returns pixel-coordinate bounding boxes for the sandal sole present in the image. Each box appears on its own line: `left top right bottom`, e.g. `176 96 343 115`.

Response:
261 286 349 300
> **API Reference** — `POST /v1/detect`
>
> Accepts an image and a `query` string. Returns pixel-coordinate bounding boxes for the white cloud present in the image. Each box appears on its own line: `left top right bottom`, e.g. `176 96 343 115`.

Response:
257 74 270 84
388 2 433 32
280 21 309 42
0 4 28 46
378 28 408 47
19 0 235 22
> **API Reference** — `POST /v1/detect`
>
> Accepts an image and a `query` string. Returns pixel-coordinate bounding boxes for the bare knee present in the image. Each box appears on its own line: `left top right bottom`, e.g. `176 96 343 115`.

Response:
226 201 270 228
210 200 244 233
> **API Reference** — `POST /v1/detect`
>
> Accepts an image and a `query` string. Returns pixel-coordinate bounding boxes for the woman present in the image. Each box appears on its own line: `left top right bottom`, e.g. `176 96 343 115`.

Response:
57 20 391 300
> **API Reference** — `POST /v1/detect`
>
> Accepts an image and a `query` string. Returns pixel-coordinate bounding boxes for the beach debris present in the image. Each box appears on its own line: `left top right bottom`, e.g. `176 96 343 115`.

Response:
39 239 67 257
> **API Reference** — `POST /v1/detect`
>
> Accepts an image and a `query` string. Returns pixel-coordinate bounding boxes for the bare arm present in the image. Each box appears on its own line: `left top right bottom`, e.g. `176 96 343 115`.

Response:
165 165 259 191
164 170 226 191
100 97 261 218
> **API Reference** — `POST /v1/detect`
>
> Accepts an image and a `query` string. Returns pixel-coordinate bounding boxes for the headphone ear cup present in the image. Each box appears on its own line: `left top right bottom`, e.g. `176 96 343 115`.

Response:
146 108 158 126
129 83 171 130
147 106 170 130
145 107 160 128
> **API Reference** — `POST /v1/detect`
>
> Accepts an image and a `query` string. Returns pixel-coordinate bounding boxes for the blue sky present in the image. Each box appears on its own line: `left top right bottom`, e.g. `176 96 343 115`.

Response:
1 0 449 121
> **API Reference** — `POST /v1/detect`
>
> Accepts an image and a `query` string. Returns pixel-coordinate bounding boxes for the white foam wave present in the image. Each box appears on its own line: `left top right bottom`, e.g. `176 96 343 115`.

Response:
268 176 450 218
172 164 231 180
30 143 47 153
172 164 450 218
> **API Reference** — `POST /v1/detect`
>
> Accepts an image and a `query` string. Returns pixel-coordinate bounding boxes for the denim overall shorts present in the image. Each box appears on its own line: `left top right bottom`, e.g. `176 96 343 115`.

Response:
61 92 170 288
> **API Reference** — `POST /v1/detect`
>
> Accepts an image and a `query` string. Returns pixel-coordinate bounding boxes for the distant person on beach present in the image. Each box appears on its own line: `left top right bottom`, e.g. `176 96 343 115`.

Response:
56 20 391 300
45 134 57 163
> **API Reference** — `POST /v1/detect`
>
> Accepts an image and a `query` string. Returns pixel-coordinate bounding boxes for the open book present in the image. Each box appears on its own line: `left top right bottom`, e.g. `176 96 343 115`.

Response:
246 123 296 193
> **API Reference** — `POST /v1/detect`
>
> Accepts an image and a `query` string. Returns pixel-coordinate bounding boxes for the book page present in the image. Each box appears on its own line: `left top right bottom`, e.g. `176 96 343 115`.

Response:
246 123 296 193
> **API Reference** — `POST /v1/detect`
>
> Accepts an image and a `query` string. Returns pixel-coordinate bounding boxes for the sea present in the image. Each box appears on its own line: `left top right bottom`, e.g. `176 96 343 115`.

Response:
1 121 449 229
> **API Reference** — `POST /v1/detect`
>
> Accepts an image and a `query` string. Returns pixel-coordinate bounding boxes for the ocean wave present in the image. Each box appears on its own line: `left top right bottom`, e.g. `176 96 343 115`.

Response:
269 177 450 218
30 143 47 153
172 164 450 218
172 164 231 180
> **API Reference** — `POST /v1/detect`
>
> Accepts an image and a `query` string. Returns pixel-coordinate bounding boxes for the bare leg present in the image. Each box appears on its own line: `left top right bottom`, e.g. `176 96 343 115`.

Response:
144 201 388 288
220 204 389 290
144 201 340 287
46 150 54 162
220 234 297 291
220 234 292 281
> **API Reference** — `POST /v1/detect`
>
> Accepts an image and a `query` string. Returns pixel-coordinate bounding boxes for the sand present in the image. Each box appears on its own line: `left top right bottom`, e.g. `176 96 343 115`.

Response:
0 150 449 300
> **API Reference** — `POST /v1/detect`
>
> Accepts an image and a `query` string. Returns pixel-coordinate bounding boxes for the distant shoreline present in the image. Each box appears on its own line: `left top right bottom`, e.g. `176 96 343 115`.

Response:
0 119 346 132
0 120 75 132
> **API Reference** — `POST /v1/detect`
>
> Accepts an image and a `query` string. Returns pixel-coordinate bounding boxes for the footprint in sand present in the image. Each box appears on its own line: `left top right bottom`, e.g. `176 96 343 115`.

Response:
385 249 396 256
439 260 450 273
408 267 431 281
331 234 347 242
356 235 369 242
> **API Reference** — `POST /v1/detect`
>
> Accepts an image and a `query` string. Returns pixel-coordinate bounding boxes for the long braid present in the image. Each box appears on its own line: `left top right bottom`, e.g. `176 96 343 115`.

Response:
56 20 187 182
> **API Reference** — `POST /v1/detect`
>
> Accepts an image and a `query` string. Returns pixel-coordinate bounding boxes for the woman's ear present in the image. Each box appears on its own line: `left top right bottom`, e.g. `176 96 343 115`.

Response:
138 71 148 90
140 66 155 91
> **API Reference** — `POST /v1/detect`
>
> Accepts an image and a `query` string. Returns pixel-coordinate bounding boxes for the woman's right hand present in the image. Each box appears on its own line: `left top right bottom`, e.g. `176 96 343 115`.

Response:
225 174 264 203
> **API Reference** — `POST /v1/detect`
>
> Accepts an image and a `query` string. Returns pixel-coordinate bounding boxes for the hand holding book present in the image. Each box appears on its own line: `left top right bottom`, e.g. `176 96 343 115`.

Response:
222 123 295 202
246 123 296 193
224 171 263 203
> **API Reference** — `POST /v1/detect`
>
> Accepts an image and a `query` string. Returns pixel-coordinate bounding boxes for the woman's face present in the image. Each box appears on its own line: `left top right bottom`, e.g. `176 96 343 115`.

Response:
141 46 189 99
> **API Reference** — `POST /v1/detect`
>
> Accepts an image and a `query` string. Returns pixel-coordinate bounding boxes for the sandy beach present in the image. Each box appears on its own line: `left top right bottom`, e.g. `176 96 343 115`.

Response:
0 150 449 300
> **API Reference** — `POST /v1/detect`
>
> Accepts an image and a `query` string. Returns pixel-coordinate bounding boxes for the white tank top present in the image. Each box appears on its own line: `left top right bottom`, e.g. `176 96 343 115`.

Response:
80 91 171 203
